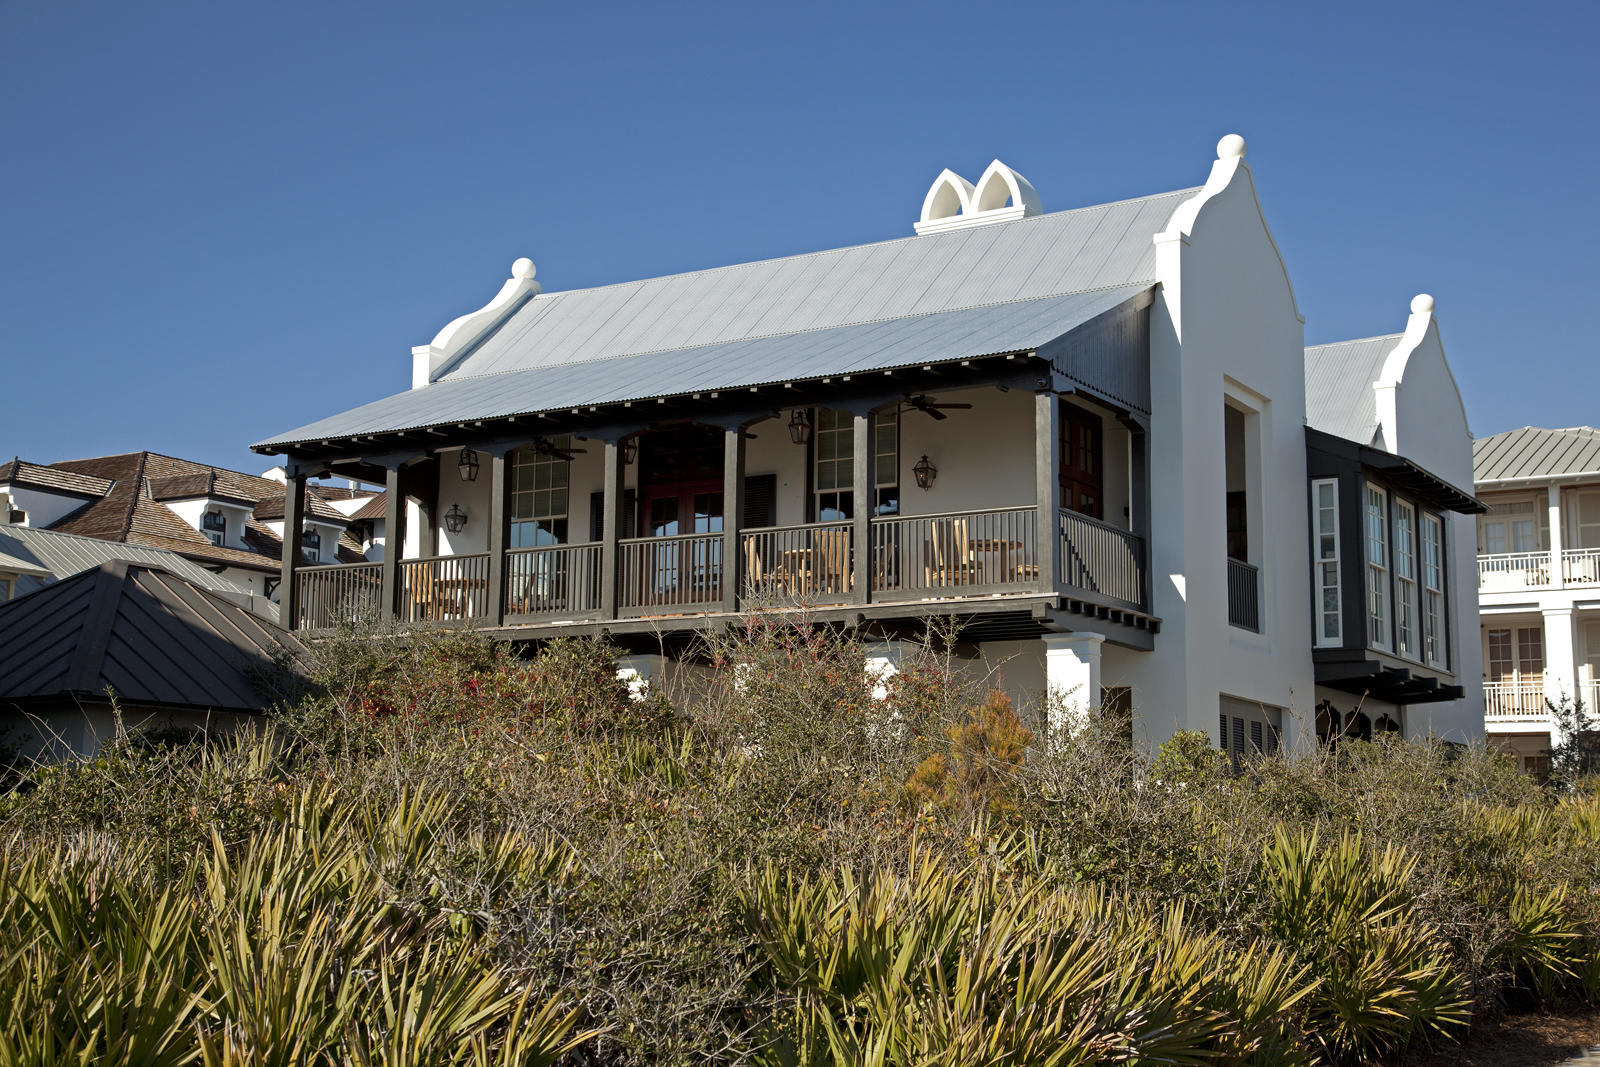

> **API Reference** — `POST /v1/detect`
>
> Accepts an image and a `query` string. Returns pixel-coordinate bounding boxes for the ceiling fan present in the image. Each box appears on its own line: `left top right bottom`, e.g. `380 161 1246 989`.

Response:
534 438 587 461
905 394 974 421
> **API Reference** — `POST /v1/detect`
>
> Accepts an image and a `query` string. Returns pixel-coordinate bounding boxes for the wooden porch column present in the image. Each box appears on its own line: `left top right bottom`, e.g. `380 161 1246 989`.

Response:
485 449 510 627
278 472 306 630
599 439 624 620
852 412 871 604
722 425 745 613
1034 392 1060 592
381 465 403 621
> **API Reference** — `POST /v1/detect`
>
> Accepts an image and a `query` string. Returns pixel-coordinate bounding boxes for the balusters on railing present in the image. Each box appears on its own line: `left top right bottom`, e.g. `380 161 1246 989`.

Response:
871 507 1039 599
1056 509 1145 610
294 562 383 630
398 553 491 623
1226 557 1260 632
1563 548 1600 585
1478 551 1552 588
504 543 603 618
1483 680 1549 719
738 522 854 604
617 532 723 615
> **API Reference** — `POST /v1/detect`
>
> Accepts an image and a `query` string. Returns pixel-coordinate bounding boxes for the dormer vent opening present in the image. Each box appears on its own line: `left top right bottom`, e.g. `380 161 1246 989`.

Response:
914 159 1042 235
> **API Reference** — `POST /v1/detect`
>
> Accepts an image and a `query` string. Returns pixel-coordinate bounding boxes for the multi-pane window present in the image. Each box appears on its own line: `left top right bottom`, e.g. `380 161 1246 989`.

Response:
814 409 898 521
1311 479 1341 646
512 437 570 547
202 509 226 547
1422 514 1446 667
1394 500 1419 659
1365 484 1390 651
301 527 321 564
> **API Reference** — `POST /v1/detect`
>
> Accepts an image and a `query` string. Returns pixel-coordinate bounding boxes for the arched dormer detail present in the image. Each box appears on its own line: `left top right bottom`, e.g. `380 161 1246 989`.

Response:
914 159 1042 235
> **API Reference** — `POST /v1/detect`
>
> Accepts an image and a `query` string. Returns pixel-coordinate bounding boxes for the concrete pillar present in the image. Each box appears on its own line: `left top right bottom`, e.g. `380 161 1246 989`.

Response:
1543 608 1577 743
1042 632 1104 735
1549 484 1565 588
864 640 911 701
615 653 668 701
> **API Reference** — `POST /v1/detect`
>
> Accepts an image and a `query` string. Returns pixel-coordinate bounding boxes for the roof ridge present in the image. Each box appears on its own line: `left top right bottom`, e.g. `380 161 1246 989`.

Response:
521 187 1198 303
440 280 1156 388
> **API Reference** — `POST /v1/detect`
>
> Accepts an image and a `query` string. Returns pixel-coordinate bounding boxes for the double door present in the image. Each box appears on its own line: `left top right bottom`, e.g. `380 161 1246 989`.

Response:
641 481 724 601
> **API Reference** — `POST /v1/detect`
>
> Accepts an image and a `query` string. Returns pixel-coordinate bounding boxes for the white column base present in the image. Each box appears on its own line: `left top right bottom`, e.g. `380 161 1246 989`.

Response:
615 654 668 701
1042 632 1104 736
865 640 911 701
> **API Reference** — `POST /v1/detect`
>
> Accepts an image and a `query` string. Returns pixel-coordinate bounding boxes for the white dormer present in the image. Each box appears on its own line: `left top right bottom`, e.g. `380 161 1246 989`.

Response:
914 159 1043 235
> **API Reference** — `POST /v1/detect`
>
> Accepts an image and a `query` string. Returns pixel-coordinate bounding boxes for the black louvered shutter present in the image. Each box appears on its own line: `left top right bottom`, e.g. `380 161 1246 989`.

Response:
743 473 776 528
589 490 637 541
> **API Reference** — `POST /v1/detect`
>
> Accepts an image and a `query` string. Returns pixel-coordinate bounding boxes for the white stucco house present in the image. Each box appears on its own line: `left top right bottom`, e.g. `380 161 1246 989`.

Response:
1471 426 1600 773
253 135 1485 752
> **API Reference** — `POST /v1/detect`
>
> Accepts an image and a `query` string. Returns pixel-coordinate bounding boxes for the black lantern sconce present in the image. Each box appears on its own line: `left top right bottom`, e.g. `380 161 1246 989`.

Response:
457 448 480 482
444 504 469 534
912 455 938 490
788 408 813 445
621 437 639 465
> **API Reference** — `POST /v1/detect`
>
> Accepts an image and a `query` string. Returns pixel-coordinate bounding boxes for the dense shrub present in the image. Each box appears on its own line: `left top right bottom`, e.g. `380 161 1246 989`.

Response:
2 620 1598 1064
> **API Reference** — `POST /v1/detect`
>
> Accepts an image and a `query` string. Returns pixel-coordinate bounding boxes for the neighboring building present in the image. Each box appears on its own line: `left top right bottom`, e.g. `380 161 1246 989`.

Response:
1472 426 1600 773
253 137 1485 751
0 521 249 603
0 453 374 599
0 562 307 759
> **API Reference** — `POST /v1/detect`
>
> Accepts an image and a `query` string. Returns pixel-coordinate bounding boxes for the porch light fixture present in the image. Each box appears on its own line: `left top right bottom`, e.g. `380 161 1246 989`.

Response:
444 504 468 534
456 448 480 482
788 408 813 445
621 438 639 465
912 455 938 490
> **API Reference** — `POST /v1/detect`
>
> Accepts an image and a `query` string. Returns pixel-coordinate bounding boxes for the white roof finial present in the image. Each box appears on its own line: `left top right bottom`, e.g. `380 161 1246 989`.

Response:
1216 133 1247 160
1410 293 1435 315
511 257 537 281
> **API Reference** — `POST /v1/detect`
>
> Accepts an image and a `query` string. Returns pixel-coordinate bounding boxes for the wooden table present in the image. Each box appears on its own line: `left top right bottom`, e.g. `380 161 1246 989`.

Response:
968 538 1027 581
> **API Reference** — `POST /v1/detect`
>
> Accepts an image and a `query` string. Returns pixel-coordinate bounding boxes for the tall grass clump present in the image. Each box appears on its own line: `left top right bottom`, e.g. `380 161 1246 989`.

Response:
2 618 1599 1064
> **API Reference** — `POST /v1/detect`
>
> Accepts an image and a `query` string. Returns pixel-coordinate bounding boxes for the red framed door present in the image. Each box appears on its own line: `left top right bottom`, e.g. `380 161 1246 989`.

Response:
1059 401 1103 519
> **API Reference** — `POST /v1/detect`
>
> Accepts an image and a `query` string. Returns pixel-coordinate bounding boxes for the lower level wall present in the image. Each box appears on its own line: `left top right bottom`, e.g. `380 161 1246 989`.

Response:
1 704 255 760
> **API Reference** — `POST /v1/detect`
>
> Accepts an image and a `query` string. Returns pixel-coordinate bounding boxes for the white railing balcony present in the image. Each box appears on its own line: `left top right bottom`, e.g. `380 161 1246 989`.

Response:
1563 548 1600 585
1478 551 1552 590
1483 680 1549 727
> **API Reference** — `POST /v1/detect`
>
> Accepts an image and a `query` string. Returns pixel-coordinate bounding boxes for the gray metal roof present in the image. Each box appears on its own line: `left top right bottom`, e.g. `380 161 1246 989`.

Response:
259 283 1154 447
0 562 305 711
1474 426 1600 484
0 524 247 599
257 186 1197 450
1303 333 1401 446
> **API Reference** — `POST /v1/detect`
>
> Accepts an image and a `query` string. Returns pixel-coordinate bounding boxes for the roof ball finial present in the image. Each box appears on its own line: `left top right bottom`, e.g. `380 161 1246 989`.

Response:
1216 133 1247 160
511 257 537 281
1410 293 1435 315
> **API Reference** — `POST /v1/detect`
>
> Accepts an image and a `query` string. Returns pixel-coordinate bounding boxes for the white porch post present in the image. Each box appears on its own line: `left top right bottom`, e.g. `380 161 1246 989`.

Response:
864 640 910 701
1549 483 1566 588
1042 632 1104 735
1543 607 1577 742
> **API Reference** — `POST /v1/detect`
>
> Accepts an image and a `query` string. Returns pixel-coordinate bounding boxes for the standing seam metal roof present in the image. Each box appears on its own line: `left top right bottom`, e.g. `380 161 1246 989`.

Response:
0 524 246 599
1474 427 1600 483
1303 333 1401 446
256 186 1198 450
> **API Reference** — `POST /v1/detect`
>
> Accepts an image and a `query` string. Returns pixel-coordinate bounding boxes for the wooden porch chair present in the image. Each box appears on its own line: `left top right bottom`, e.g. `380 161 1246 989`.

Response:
742 537 772 597
810 528 852 596
924 519 979 587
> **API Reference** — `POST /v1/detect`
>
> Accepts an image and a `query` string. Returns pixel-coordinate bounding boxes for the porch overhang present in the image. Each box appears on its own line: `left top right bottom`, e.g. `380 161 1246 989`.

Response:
1312 649 1465 704
1305 428 1485 515
254 284 1155 466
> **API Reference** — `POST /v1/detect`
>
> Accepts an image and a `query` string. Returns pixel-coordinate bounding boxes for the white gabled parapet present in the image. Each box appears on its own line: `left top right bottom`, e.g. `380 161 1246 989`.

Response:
914 159 1042 235
1373 293 1439 455
411 258 541 389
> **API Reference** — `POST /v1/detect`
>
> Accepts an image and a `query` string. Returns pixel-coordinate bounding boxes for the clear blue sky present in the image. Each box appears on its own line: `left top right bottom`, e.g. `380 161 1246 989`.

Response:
3 1 1594 478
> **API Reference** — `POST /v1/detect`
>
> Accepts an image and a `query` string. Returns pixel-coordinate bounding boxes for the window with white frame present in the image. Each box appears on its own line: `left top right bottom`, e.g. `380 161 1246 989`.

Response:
1311 479 1341 646
511 437 570 548
873 408 899 516
1422 513 1447 668
813 409 898 521
1394 500 1420 660
202 509 227 547
1365 483 1391 651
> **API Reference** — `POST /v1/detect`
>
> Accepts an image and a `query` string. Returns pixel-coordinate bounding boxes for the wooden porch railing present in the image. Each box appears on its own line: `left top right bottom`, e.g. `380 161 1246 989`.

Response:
288 504 1152 629
295 561 382 630
618 532 723 615
506 542 603 619
1057 509 1145 611
399 553 491 623
871 507 1041 599
739 522 853 604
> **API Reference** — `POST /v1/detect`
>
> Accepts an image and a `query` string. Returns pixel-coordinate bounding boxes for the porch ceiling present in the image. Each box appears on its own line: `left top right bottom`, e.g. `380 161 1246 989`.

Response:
254 284 1152 454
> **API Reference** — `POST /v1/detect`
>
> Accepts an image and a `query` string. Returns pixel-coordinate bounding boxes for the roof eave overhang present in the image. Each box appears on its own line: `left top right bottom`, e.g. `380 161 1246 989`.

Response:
1307 427 1485 514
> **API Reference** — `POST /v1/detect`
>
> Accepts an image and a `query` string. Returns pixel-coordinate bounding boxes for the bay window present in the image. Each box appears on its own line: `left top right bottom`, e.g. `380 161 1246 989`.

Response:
1365 483 1390 651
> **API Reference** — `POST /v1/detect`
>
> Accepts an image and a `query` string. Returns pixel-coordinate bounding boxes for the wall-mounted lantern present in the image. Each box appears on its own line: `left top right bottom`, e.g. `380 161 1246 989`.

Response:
621 438 639 465
788 408 813 445
457 448 480 482
444 504 469 533
912 455 938 490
